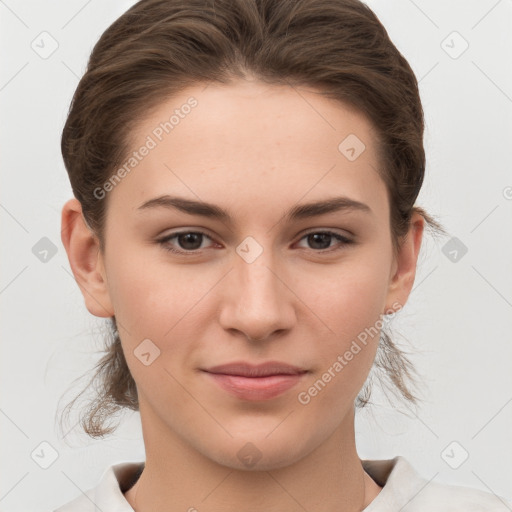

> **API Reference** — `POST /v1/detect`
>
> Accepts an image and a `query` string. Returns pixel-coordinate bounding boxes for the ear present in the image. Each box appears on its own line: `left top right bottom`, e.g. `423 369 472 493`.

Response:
60 198 114 318
384 211 425 314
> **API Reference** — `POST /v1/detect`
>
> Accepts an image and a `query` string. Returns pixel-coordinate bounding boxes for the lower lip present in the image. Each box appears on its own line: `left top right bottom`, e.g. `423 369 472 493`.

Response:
204 372 305 401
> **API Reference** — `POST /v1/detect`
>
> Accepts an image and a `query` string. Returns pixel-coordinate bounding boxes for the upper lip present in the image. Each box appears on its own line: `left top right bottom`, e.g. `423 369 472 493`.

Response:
203 361 307 377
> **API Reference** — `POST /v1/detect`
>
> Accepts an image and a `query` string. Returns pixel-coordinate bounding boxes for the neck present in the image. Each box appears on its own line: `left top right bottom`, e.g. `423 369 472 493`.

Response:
125 400 382 512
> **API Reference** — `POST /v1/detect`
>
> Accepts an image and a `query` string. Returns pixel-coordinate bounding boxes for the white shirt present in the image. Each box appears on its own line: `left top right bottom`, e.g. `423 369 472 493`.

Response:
53 456 512 511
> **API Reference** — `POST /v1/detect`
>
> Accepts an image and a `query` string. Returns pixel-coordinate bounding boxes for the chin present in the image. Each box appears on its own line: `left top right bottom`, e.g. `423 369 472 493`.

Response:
203 434 313 472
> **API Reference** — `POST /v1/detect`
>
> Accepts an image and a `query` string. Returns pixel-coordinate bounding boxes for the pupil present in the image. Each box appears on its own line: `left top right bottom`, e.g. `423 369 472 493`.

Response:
179 233 202 250
309 233 330 250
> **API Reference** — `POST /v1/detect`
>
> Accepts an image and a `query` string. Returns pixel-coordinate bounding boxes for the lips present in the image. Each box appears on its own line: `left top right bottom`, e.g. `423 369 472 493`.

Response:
201 361 308 401
203 361 307 377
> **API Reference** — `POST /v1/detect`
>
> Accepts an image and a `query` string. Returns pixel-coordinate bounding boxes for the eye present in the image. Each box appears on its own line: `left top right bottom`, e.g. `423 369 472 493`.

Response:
156 229 353 255
157 230 215 254
295 230 354 252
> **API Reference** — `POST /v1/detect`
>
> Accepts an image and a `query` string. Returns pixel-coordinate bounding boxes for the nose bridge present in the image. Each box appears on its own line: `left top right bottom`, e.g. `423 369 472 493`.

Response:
235 240 282 312
220 235 294 340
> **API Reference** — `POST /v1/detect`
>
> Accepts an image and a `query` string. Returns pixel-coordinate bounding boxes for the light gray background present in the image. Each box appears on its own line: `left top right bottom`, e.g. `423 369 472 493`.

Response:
1 0 511 510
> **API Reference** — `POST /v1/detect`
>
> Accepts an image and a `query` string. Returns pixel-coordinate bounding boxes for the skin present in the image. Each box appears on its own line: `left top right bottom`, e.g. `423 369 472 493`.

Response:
61 78 424 511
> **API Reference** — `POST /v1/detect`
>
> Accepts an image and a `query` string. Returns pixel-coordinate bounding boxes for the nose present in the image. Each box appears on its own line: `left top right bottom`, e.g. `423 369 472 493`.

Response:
218 248 296 342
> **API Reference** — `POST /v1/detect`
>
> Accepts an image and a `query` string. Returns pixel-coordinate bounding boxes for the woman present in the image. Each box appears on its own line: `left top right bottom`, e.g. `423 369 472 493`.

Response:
55 0 511 510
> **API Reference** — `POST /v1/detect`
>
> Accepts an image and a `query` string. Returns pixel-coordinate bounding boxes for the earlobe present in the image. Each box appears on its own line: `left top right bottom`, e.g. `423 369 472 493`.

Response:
60 198 115 318
384 213 425 314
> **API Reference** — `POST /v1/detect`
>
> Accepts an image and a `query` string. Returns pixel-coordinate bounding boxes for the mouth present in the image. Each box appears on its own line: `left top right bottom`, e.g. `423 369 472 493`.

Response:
201 361 308 401
203 361 308 377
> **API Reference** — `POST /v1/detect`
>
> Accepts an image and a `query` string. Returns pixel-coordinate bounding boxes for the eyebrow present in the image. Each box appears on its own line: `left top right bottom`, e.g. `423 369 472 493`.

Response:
136 194 372 223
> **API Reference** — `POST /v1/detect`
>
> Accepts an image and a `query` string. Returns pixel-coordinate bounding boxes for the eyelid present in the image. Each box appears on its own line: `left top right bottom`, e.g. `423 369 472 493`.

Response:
294 229 354 251
156 229 215 250
298 227 353 240
157 226 353 242
156 227 354 255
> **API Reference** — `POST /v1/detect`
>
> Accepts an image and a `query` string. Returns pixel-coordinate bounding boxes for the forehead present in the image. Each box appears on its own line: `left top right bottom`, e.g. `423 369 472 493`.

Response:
130 79 380 159
109 80 388 225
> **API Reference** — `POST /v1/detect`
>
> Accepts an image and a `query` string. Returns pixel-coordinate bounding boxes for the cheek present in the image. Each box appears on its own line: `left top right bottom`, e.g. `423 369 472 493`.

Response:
297 268 386 412
104 257 200 392
301 252 390 334
105 252 220 375
105 248 200 331
296 251 390 392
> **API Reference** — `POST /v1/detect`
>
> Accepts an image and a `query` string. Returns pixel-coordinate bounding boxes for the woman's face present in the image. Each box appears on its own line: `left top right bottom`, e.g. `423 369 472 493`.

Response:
81 79 421 469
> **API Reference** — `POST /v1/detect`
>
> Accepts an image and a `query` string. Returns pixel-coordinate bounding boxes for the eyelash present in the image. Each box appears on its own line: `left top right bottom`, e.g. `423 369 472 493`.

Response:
156 229 354 255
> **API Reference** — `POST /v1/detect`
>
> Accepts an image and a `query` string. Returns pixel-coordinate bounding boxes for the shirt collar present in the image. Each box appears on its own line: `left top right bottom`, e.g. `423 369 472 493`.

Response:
57 456 426 512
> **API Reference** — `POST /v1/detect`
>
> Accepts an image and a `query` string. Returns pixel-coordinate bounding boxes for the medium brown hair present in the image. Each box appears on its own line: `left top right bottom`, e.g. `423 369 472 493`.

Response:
59 0 447 439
